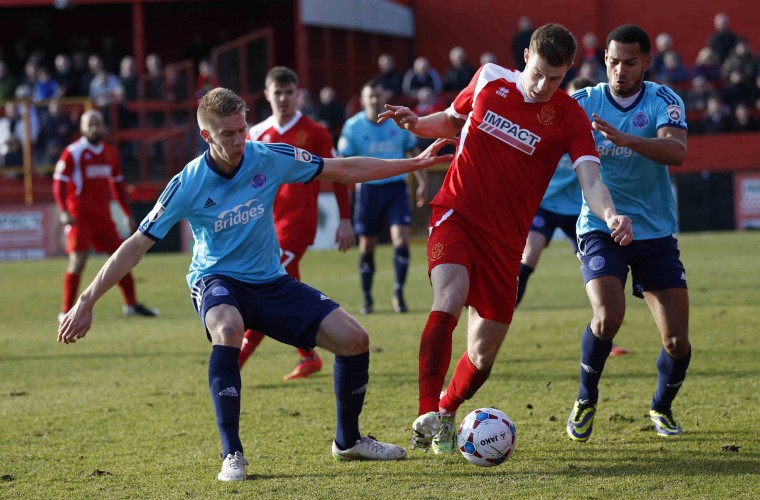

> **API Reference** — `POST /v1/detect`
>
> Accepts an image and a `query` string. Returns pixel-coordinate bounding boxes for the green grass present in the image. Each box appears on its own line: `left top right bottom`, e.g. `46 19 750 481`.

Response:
1 231 759 499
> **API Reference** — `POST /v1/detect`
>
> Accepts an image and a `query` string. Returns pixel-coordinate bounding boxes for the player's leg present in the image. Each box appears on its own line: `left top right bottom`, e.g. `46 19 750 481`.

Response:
203 301 247 480
354 184 381 314
386 181 414 313
517 230 548 306
644 288 690 435
61 223 88 318
357 235 378 314
314 308 406 460
389 223 411 312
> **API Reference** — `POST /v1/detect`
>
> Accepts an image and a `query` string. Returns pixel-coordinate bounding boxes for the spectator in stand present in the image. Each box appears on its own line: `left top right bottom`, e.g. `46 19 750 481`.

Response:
15 59 38 97
375 53 404 98
315 86 345 142
709 12 738 64
0 102 24 169
684 75 713 113
650 33 674 77
692 47 722 82
442 46 476 93
195 59 216 99
721 69 756 109
729 102 759 132
38 99 77 166
119 56 138 101
88 56 123 107
32 66 62 102
53 54 77 97
577 60 605 83
297 88 318 119
402 56 442 97
655 52 690 87
721 39 755 82
581 32 606 67
145 53 164 99
479 52 497 66
511 16 533 71
0 61 18 100
700 94 730 134
70 51 90 97
413 86 446 150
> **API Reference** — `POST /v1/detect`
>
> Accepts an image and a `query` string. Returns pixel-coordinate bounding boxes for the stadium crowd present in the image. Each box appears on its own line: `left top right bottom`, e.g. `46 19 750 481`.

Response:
1 11 759 173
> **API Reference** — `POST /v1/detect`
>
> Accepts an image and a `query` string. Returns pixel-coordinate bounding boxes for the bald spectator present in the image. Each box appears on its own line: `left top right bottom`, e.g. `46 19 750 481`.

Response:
402 56 441 97
650 32 675 77
442 46 475 92
53 54 77 97
375 53 403 97
479 52 497 66
709 12 738 64
693 47 722 82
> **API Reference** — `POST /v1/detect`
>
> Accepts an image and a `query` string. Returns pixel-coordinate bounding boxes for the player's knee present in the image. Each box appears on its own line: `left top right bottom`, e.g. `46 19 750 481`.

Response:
663 331 690 358
341 328 370 356
211 323 244 348
592 310 624 340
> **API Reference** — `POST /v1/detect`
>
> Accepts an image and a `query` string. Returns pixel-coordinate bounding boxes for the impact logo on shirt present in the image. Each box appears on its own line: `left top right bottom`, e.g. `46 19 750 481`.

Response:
294 147 313 163
666 105 683 122
214 198 265 232
478 110 541 155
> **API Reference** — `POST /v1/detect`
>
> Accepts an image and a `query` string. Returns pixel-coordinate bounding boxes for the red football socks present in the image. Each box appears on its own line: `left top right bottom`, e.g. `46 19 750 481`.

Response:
418 311 458 415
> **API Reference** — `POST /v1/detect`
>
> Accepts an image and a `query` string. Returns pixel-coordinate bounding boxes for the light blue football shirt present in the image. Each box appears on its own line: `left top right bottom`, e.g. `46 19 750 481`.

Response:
574 82 687 239
139 141 323 288
337 112 417 185
540 154 582 216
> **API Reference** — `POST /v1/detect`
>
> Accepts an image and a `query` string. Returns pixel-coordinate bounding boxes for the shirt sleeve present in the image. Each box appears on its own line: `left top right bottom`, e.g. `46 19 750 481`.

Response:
138 175 187 241
337 123 354 157
448 64 484 120
566 104 601 168
654 85 688 131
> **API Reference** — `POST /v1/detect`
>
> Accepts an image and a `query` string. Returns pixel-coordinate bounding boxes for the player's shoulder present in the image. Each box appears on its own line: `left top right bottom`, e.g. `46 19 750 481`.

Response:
343 111 365 128
479 63 520 84
643 81 684 107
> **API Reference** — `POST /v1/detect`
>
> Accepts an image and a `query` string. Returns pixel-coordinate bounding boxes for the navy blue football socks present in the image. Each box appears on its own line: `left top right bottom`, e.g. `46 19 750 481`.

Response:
516 263 534 306
577 323 613 404
333 352 369 450
652 346 691 412
393 246 410 292
208 345 243 458
359 253 375 304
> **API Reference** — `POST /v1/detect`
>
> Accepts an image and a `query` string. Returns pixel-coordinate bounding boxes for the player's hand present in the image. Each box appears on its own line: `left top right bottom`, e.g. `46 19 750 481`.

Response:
335 219 356 252
378 104 419 130
415 138 456 166
59 211 75 226
57 301 94 344
592 113 630 147
606 215 633 246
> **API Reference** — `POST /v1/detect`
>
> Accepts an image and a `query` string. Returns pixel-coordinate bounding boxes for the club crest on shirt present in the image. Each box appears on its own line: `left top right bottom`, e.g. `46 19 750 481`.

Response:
251 172 266 188
537 104 555 126
296 130 308 146
294 147 313 163
666 104 682 122
632 112 649 128
430 242 445 261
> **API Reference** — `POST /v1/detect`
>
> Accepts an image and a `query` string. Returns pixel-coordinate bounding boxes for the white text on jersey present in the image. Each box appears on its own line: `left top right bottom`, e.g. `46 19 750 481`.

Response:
478 110 541 155
215 199 265 232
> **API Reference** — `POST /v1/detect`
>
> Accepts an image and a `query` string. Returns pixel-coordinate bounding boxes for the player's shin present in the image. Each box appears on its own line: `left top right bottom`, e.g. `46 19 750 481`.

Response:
439 351 492 413
577 323 613 403
418 311 458 414
652 346 691 411
333 352 369 450
209 345 244 458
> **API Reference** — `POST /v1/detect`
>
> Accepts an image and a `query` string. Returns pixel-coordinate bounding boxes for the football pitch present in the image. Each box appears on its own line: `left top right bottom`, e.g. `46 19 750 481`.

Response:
1 231 758 498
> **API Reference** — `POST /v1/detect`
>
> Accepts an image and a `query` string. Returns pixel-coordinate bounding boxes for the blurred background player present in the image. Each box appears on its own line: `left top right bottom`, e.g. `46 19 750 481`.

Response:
53 110 158 321
565 25 691 442
516 75 628 357
338 80 428 314
379 23 632 455
240 66 355 380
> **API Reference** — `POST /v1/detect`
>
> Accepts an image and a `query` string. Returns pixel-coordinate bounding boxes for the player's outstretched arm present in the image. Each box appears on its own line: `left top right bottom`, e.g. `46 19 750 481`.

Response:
317 138 455 184
57 232 155 344
576 160 633 246
378 105 464 139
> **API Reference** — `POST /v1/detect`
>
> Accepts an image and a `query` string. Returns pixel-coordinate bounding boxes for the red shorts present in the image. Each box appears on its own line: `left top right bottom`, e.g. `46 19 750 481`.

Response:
65 217 123 254
427 205 521 324
278 238 310 281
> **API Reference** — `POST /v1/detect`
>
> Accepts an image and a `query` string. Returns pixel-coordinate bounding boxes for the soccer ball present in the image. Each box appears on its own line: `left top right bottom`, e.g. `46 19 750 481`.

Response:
457 407 517 467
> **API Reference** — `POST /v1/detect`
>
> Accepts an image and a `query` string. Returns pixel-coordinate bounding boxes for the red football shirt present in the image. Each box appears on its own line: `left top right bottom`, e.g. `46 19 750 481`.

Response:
433 63 599 249
248 112 350 246
52 137 130 222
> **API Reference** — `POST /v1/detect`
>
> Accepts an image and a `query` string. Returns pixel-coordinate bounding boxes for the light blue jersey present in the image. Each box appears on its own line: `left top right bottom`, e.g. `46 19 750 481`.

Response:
540 154 582 216
139 141 323 288
574 82 687 239
337 112 417 185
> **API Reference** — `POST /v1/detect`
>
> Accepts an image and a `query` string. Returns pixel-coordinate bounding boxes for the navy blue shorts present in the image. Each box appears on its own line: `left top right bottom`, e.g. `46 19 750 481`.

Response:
530 207 579 252
353 180 411 236
190 274 340 349
578 231 687 298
